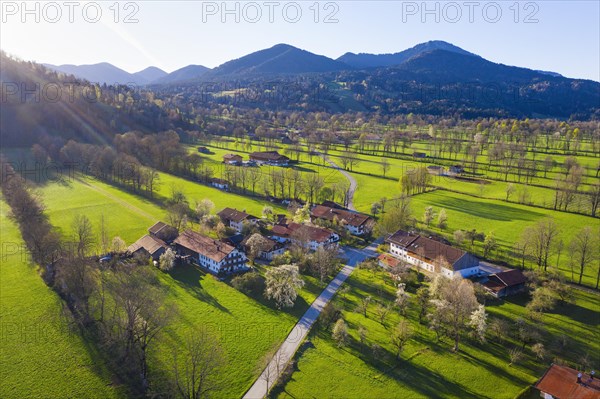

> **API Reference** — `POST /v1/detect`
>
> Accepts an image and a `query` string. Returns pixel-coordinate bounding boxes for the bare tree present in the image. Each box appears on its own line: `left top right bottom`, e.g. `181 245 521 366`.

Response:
569 226 600 284
381 158 391 178
172 329 226 399
522 219 560 271
72 214 95 257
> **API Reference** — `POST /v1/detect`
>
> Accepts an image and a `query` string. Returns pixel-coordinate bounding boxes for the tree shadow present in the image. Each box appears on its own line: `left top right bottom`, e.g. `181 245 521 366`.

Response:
168 265 230 314
424 195 545 222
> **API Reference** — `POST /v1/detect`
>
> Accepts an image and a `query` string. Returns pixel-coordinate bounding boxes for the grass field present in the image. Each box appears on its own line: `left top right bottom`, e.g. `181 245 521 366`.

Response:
35 176 321 397
276 268 600 399
0 198 126 399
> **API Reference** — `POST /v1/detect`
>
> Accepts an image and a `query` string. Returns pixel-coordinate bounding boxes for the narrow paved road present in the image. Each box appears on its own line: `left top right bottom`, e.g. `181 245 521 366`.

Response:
242 240 381 399
319 153 358 211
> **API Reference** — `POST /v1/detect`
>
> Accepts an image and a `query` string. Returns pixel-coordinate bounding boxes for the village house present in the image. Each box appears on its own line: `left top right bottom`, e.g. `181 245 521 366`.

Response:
249 151 290 166
482 269 527 298
271 221 339 251
217 207 259 232
241 233 286 261
534 364 600 399
127 234 168 261
210 177 229 190
223 154 243 165
174 229 247 274
310 204 375 236
386 230 480 278
197 146 211 154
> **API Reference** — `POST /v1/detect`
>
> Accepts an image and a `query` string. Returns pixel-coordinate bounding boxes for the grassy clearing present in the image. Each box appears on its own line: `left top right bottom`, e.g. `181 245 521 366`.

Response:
36 177 322 397
276 268 600 399
0 198 125 399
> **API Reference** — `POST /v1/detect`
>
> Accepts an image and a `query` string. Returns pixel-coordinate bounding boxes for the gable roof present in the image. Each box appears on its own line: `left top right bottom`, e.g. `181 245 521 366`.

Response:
494 269 526 286
223 153 242 160
249 151 289 162
128 234 167 256
147 221 178 241
311 205 372 227
535 364 600 399
174 230 236 263
271 222 336 243
217 207 256 223
387 230 467 267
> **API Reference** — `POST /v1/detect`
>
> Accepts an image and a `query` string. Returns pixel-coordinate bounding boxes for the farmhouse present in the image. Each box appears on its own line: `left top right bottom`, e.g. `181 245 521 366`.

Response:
241 233 286 261
217 207 258 232
197 146 211 154
210 177 229 190
482 269 527 298
174 230 247 274
311 204 375 236
249 151 290 166
387 230 480 278
148 221 178 243
534 364 600 399
271 221 339 251
127 234 168 261
223 154 243 165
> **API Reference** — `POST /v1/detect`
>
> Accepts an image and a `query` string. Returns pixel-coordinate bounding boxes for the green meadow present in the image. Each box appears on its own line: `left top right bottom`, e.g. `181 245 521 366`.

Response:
35 176 325 397
276 268 600 399
0 198 126 399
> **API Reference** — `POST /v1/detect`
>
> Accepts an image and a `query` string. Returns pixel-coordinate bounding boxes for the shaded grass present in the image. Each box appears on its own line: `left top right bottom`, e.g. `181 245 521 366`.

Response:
0 198 126 398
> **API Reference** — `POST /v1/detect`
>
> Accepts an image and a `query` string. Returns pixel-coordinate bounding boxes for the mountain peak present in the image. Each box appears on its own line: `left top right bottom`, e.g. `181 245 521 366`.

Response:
337 40 477 69
206 44 350 78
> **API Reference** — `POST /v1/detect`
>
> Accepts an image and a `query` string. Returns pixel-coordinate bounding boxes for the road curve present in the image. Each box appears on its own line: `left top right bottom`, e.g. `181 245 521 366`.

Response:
319 153 358 211
242 241 381 399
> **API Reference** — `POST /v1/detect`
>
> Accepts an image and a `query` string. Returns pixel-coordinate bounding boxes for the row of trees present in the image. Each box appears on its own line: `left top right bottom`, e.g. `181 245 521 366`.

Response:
1 164 226 397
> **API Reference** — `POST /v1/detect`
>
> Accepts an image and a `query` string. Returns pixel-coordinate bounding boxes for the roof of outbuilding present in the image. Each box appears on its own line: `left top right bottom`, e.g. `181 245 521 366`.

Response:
128 234 167 255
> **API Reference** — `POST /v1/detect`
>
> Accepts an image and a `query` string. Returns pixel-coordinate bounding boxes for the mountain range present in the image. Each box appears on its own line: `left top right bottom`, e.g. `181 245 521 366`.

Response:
42 41 587 85
39 41 599 118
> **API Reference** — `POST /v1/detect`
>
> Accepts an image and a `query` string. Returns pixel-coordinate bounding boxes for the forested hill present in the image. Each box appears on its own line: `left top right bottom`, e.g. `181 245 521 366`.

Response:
0 53 187 147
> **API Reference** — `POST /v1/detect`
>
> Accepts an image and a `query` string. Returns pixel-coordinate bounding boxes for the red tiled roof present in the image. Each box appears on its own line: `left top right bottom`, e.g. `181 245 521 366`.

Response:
378 253 402 268
311 205 372 227
272 222 335 243
223 153 242 161
174 230 236 263
535 364 600 399
495 269 526 286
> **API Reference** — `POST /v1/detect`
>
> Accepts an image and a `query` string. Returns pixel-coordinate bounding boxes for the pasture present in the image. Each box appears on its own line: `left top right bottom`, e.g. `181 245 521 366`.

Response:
276 268 600 399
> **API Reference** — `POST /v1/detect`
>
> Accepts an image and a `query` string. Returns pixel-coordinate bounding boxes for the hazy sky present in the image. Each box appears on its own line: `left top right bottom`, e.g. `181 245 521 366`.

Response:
1 1 598 80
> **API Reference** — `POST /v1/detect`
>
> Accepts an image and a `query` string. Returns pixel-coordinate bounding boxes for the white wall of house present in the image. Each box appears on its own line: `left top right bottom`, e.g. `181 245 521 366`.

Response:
197 248 247 273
